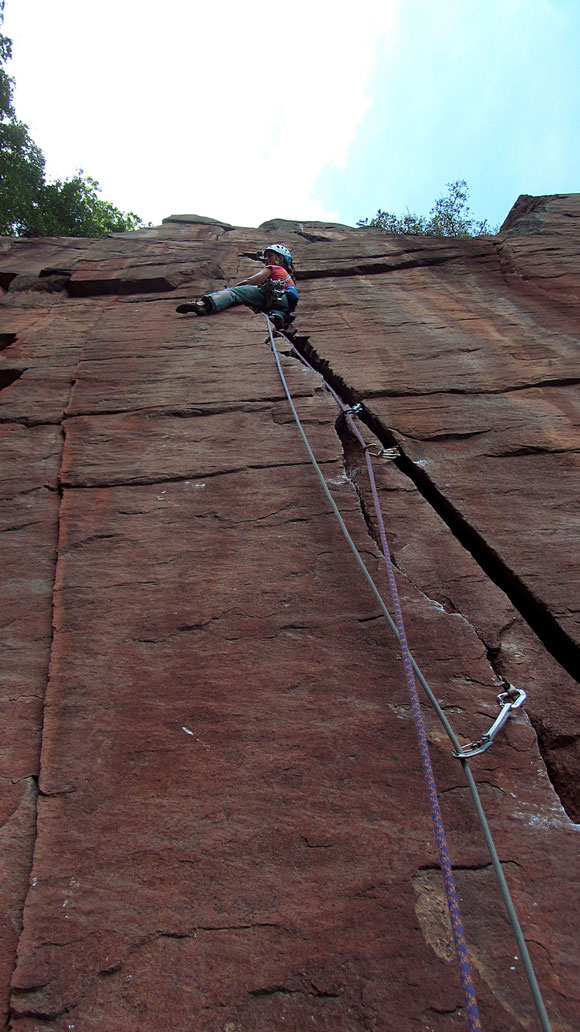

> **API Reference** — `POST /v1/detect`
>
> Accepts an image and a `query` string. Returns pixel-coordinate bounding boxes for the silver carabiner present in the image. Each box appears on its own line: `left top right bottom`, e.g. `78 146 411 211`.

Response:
453 686 527 759
363 443 400 460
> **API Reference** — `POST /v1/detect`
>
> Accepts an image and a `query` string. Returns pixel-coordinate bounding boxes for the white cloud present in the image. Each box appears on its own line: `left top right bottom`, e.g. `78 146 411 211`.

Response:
4 0 399 226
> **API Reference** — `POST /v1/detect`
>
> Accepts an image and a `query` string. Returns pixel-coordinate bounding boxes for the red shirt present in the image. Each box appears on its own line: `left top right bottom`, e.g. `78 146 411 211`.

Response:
268 264 295 286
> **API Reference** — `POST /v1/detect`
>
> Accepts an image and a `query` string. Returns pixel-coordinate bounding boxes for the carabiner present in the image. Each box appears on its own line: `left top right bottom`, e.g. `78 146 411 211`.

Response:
453 686 527 759
363 445 400 461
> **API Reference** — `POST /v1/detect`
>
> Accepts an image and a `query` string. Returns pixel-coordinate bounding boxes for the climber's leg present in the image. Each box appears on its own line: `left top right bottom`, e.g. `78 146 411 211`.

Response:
204 285 266 313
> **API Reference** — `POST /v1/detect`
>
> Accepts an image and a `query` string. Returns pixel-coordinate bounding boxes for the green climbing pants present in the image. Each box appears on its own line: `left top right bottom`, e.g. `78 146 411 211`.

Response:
203 285 291 324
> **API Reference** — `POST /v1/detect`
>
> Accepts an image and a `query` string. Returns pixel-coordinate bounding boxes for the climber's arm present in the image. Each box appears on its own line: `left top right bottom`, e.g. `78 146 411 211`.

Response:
233 267 272 286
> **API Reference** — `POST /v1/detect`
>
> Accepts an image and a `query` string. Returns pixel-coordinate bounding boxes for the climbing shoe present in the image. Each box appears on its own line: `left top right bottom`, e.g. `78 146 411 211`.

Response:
176 299 209 315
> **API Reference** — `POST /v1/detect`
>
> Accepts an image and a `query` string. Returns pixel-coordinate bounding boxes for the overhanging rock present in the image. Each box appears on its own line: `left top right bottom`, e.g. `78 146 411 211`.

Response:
1 194 579 1031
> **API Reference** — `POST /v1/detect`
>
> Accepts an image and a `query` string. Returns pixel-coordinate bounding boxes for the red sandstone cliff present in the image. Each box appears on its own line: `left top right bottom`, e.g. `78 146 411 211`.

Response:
0 194 579 1031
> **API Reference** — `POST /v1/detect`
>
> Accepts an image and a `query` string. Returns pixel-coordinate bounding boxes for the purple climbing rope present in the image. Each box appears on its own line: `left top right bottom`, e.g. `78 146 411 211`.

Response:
356 421 481 1031
276 331 482 1031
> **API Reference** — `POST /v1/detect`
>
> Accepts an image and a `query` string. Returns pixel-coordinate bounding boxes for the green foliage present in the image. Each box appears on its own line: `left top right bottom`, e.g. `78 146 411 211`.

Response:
0 120 45 234
21 173 143 237
0 9 14 116
0 3 144 237
358 180 495 237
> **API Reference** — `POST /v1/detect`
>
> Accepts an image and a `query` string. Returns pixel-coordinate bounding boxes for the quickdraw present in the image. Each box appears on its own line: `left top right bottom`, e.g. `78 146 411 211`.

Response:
453 686 527 758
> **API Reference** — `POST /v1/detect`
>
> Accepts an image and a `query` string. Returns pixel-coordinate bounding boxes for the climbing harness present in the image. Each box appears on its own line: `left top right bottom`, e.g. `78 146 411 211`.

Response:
453 686 527 758
262 273 299 315
262 275 293 312
264 315 553 1032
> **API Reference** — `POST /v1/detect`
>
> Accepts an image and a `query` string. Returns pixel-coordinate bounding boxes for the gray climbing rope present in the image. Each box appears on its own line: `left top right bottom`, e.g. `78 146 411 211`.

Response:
265 316 553 1032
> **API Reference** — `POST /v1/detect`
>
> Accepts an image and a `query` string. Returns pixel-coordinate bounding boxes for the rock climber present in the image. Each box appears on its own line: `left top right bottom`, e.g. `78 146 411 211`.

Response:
176 244 299 330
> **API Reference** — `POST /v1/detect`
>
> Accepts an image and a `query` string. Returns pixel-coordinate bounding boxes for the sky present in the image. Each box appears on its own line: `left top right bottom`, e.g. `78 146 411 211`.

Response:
3 0 579 231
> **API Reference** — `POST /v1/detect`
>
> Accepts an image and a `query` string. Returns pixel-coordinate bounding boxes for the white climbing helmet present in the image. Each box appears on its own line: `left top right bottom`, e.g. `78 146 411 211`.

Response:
264 243 292 268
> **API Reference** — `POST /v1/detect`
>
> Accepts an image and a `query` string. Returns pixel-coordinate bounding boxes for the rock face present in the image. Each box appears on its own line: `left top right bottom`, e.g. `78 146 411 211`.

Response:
1 195 579 1032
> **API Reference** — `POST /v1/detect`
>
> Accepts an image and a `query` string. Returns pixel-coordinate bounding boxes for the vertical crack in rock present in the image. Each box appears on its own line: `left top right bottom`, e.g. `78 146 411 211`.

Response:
336 409 522 685
6 347 89 1026
334 414 376 544
283 331 579 819
334 403 526 708
369 424 580 683
6 442 65 1032
289 333 579 684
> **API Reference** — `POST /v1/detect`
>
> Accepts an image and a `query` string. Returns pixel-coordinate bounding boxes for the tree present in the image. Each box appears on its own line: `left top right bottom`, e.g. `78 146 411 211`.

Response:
0 2 143 237
358 181 495 237
21 172 143 237
0 3 45 233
